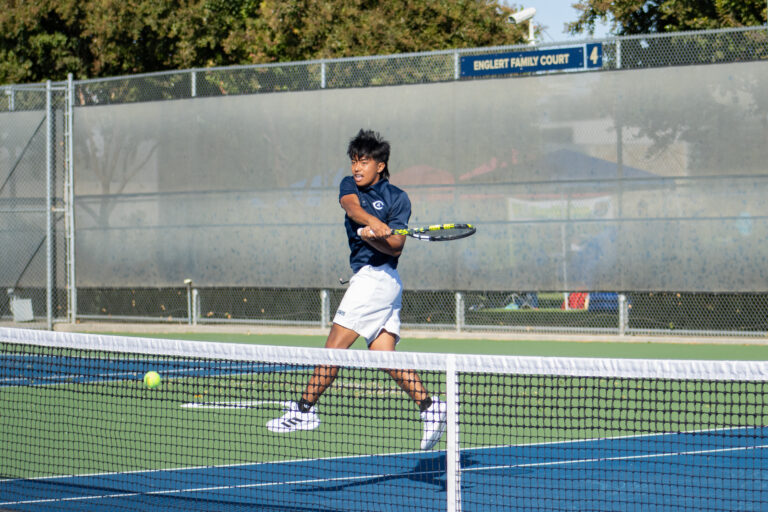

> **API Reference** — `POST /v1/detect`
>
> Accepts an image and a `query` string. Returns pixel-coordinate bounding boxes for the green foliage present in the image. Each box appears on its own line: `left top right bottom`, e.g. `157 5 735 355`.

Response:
0 0 529 85
236 0 525 63
569 0 768 36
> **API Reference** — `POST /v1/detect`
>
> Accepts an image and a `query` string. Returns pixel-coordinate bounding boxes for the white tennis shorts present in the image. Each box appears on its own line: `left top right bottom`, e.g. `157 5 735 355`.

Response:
333 264 402 345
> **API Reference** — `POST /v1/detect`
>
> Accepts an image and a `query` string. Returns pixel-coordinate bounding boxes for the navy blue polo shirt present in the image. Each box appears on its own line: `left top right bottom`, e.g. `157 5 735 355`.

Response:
339 176 411 272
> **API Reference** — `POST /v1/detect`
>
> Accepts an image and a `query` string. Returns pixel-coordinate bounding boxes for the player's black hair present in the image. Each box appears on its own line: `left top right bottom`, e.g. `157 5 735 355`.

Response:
347 129 390 180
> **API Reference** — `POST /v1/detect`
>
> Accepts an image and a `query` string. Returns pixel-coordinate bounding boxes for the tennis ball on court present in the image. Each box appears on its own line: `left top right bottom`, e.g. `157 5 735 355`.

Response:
143 371 161 389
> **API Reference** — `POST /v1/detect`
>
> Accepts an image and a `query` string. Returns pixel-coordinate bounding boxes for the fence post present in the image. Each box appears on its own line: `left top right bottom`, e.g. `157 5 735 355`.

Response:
619 293 628 336
321 60 327 89
455 292 464 332
453 51 459 80
65 74 76 324
192 288 199 326
4 86 13 111
185 279 193 325
46 81 53 330
321 289 330 328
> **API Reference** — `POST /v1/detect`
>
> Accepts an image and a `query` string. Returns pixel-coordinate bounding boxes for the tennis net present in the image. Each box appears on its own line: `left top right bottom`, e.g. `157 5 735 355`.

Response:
1 327 767 511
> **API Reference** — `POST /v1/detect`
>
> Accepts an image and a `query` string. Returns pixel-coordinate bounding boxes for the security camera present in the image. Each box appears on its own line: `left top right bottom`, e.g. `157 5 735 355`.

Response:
508 7 536 24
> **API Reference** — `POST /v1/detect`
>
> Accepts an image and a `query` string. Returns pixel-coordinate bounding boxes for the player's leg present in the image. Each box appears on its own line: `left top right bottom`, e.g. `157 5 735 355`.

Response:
301 323 360 404
369 330 428 403
266 323 358 433
369 330 447 450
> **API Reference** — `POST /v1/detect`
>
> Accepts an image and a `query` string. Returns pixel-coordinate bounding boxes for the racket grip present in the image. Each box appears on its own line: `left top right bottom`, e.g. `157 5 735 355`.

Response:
357 227 363 236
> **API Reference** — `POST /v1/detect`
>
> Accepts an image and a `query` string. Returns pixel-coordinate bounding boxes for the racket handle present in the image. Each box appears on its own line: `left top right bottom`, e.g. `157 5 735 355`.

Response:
358 227 396 237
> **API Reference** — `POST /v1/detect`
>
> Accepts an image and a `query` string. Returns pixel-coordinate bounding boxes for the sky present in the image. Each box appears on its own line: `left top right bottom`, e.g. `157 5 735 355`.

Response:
507 0 612 43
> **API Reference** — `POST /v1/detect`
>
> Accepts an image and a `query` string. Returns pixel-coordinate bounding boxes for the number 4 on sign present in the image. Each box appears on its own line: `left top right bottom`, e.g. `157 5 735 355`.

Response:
586 43 603 68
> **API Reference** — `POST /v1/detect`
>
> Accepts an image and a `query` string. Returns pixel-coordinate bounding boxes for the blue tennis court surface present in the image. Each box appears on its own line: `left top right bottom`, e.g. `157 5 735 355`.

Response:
2 427 766 511
0 353 300 386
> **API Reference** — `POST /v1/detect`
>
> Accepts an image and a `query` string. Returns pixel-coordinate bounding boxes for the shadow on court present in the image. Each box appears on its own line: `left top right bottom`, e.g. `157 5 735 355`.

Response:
294 453 488 493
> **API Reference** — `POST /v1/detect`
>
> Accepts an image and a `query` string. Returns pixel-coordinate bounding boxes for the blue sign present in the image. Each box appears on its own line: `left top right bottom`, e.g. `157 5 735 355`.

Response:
586 43 603 68
461 43 603 78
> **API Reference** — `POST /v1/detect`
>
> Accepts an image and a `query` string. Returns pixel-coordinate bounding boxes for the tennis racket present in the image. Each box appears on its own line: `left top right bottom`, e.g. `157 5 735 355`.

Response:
357 223 476 241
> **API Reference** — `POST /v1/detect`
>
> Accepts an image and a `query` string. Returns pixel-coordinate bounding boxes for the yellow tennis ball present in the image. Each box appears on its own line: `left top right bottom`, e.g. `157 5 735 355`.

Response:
143 371 161 389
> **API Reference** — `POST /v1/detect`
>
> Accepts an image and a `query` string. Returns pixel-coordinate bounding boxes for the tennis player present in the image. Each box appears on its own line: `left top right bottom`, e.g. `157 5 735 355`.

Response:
267 129 447 450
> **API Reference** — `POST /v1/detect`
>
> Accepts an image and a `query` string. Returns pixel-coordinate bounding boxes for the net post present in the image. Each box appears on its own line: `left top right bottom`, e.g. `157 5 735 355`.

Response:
445 354 461 512
455 292 464 332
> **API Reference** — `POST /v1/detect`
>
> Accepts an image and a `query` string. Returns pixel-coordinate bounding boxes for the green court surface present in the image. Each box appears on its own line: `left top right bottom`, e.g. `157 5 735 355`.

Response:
3 363 430 476
99 330 768 360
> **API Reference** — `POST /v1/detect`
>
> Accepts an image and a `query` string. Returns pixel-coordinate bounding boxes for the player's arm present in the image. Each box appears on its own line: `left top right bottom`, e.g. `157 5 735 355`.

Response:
340 193 406 257
363 231 405 257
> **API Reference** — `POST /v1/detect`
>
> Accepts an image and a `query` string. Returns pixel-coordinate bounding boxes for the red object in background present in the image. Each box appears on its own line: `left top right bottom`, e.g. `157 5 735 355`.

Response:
562 292 588 310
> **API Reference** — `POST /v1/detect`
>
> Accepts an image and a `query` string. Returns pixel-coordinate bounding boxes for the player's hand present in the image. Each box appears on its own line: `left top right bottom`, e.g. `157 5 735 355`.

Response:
360 221 391 240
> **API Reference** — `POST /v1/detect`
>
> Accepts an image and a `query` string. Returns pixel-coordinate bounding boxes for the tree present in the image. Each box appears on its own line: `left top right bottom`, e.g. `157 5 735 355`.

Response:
234 0 527 63
0 0 248 83
568 0 767 36
0 0 530 85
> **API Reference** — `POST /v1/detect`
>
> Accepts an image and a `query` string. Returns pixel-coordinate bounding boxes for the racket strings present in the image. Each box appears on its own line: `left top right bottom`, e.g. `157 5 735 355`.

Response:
430 226 474 240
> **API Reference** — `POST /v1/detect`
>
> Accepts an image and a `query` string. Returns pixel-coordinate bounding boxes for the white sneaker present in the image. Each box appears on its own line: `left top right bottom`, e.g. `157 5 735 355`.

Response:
420 396 447 450
266 402 320 433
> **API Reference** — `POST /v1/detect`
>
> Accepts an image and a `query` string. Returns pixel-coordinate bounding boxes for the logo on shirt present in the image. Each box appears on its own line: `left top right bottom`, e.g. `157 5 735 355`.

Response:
372 200 384 210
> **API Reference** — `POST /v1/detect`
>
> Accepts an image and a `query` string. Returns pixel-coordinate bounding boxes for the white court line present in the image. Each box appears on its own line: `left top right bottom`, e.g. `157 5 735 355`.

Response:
3 444 766 507
462 443 768 472
2 425 763 484
181 400 292 409
0 471 400 506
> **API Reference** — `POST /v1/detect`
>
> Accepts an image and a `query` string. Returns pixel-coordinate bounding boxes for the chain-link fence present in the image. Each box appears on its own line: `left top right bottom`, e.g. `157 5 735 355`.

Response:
70 286 768 338
54 27 768 105
2 27 768 338
0 82 71 330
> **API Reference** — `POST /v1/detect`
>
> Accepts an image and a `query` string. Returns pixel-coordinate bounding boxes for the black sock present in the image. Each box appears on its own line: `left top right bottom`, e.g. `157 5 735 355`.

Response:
419 397 433 413
297 398 314 413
